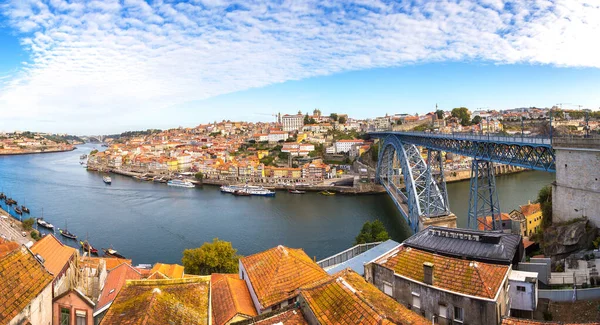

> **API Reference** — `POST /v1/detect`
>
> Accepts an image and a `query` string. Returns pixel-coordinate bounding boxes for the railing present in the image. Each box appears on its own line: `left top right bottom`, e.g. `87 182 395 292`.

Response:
317 242 382 269
378 131 553 145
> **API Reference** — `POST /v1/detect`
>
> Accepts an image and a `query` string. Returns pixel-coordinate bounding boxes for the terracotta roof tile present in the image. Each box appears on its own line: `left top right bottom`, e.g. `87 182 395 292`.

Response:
0 239 19 258
377 246 509 299
211 274 258 325
240 245 330 309
502 317 600 325
300 269 429 325
246 308 308 325
100 277 210 325
30 234 77 276
95 263 142 315
150 263 184 279
0 246 53 322
520 203 541 217
86 257 132 271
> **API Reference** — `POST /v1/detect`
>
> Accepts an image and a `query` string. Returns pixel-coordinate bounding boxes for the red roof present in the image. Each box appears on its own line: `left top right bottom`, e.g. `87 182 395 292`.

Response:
95 263 142 315
211 274 257 325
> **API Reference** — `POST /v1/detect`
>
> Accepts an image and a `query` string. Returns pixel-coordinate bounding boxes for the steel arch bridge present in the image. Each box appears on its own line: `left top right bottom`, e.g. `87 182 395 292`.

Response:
370 131 555 233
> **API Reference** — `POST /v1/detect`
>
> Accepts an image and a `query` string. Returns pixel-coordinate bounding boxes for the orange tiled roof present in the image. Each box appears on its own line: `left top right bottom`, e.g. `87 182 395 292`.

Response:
211 274 258 325
95 263 142 315
378 246 509 299
249 307 308 325
520 203 541 217
502 317 600 325
477 213 511 230
0 239 19 258
0 246 53 322
30 234 77 276
300 269 429 325
100 277 210 325
150 263 185 279
240 245 330 309
98 257 132 271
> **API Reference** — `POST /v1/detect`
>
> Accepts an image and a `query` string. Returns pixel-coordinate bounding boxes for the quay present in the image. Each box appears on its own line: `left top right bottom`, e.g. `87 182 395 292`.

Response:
0 207 36 245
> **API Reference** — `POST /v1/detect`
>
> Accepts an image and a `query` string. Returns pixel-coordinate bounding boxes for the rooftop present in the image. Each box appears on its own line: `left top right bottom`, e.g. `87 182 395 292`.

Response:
0 246 53 322
236 307 308 325
149 263 185 279
100 277 210 325
403 226 522 264
300 268 429 324
0 239 19 258
376 245 510 300
240 245 330 309
95 263 142 316
30 234 77 276
210 274 258 325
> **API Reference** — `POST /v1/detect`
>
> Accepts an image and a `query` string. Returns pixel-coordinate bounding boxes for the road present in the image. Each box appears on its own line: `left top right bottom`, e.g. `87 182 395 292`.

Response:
0 208 35 245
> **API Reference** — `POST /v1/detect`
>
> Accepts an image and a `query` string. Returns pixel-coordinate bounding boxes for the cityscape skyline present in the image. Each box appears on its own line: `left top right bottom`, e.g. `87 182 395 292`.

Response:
1 0 600 134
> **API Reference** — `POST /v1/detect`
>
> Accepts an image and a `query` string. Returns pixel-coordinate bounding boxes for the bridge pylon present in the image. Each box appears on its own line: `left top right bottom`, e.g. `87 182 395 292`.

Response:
467 159 502 231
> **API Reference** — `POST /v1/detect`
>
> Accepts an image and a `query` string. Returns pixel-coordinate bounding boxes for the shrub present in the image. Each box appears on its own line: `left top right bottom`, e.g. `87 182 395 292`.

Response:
22 218 34 231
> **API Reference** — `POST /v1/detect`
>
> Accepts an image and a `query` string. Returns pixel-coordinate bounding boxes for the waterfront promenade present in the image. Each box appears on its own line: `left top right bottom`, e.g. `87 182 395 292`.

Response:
0 207 34 244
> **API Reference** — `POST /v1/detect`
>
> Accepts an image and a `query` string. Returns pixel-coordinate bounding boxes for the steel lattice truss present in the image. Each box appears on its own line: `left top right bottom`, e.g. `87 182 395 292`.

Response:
467 160 502 231
376 136 449 233
426 150 450 217
371 132 556 172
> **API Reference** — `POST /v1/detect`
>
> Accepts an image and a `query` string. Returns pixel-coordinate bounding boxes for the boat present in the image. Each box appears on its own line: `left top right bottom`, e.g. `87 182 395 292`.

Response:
0 193 5 200
103 248 126 259
80 154 87 159
220 185 244 194
59 228 77 240
243 185 276 197
289 189 306 194
5 198 15 206
103 176 112 184
14 207 22 215
37 218 55 230
167 179 195 188
21 205 30 213
320 191 336 196
80 241 98 254
233 190 251 196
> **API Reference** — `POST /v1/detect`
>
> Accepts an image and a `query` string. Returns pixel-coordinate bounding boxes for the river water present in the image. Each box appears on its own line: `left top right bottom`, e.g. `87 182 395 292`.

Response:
0 144 554 264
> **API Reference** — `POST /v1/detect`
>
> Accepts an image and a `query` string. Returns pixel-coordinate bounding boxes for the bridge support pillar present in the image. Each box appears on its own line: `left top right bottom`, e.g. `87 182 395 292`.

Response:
467 159 502 231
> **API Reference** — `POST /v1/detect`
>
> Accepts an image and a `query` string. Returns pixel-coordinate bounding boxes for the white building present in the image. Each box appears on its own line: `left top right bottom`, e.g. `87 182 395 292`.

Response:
334 139 364 153
267 131 289 143
508 270 538 318
253 134 269 142
281 114 304 132
281 143 315 157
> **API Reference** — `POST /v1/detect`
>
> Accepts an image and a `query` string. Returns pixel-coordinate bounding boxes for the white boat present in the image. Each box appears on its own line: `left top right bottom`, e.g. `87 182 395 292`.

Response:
167 179 195 188
103 176 112 184
244 185 276 197
37 218 54 230
220 185 244 193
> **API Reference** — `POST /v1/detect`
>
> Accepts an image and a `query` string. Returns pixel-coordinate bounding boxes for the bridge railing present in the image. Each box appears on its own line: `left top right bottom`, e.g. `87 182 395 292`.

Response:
385 131 552 145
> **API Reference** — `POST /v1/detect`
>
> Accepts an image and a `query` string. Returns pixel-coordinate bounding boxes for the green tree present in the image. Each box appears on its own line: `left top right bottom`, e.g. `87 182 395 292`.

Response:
278 151 290 160
304 113 310 124
471 115 482 125
536 185 552 228
195 172 203 180
451 107 471 126
354 220 390 245
182 238 241 275
330 113 338 122
90 149 99 155
22 218 34 231
338 116 347 124
435 110 444 119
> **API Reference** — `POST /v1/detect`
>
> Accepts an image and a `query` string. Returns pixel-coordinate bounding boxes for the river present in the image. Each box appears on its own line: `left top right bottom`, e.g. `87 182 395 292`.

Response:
0 144 555 264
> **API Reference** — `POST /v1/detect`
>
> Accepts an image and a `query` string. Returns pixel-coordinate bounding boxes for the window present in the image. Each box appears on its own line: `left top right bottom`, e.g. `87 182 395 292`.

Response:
517 286 526 292
412 293 421 310
454 306 464 323
76 310 86 325
60 307 70 325
287 298 295 306
439 305 448 319
383 282 393 296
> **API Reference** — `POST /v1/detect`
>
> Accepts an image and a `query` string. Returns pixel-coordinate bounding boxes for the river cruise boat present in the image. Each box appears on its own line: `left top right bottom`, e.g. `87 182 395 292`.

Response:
37 218 55 230
103 248 126 259
220 185 244 194
80 241 98 254
242 185 276 197
167 179 195 188
233 190 251 196
103 176 112 184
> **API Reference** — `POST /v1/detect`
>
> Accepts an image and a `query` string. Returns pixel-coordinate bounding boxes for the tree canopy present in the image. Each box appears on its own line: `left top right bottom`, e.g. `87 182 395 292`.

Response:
435 110 444 119
330 113 339 122
471 115 482 125
354 220 390 245
181 238 242 275
536 185 552 228
338 116 347 124
451 107 471 126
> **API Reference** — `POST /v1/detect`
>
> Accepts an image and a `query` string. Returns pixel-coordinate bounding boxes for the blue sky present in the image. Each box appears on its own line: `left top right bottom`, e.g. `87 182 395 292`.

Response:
0 0 599 134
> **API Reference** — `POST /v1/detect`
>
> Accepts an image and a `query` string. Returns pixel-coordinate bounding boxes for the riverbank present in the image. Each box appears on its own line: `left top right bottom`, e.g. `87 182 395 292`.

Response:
445 165 528 183
0 146 76 156
0 207 36 244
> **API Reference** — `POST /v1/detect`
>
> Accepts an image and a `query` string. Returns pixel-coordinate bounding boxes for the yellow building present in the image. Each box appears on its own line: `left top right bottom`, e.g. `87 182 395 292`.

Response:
296 133 308 143
520 201 543 237
167 159 179 171
257 150 269 159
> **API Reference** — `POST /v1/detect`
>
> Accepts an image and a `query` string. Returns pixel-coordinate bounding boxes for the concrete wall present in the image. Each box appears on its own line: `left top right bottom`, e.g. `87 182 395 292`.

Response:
367 263 508 325
518 258 551 285
508 279 537 312
8 283 53 325
538 287 600 302
552 147 600 226
52 291 94 325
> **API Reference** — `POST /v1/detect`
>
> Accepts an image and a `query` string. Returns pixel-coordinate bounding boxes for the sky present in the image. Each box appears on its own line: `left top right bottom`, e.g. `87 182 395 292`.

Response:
0 0 599 135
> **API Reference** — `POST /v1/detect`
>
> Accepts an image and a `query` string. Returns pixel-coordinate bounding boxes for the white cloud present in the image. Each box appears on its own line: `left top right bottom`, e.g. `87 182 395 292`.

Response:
0 0 599 133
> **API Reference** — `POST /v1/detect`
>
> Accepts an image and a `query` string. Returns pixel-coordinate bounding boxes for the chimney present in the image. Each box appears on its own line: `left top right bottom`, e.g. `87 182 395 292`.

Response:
423 262 434 285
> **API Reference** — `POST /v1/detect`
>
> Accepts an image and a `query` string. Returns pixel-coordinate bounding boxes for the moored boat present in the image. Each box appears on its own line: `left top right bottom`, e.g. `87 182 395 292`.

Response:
103 248 126 259
0 193 5 200
320 191 335 196
80 241 98 254
233 190 251 196
288 189 306 194
37 218 55 230
14 207 22 215
167 179 195 188
59 228 77 240
103 176 112 184
21 205 30 213
220 185 243 193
